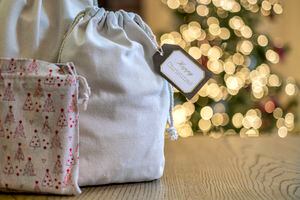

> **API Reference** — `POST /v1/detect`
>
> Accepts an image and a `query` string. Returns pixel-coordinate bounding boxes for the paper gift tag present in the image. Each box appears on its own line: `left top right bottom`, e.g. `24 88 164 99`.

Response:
153 44 211 100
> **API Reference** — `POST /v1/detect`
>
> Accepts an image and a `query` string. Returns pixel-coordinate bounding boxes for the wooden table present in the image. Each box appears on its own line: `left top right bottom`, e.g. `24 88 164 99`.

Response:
1 135 300 200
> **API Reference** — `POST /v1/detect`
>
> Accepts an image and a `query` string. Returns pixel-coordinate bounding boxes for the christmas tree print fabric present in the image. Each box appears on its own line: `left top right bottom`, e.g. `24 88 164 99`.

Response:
0 58 82 195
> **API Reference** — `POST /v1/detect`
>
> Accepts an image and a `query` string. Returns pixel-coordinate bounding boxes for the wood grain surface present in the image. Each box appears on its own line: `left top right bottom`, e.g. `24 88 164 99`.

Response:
1 135 300 200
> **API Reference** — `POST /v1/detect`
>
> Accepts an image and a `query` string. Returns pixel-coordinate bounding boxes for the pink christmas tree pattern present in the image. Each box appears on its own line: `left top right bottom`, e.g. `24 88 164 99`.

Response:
0 119 5 137
42 116 52 135
74 114 79 128
34 181 41 192
27 59 39 74
64 75 76 86
33 79 43 98
44 69 56 86
19 64 26 74
42 169 53 187
63 168 73 187
29 129 41 149
23 93 34 111
51 130 62 149
3 156 14 175
34 101 43 113
23 157 36 176
66 148 76 166
8 58 17 73
14 120 26 138
53 155 63 175
2 83 15 101
4 106 15 125
68 94 77 113
57 109 68 127
14 143 25 162
43 94 55 112
68 114 79 128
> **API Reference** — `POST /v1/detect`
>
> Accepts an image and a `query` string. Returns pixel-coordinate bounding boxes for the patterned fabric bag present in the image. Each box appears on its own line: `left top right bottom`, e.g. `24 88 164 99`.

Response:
0 58 90 195
58 7 177 186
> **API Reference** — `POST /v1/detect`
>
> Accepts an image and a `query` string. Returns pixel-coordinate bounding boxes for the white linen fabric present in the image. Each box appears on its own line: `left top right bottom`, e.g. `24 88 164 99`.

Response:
0 0 95 62
0 58 90 195
58 7 173 186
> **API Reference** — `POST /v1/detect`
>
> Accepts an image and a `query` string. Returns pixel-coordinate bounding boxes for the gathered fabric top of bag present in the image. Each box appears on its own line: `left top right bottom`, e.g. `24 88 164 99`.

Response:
0 0 96 63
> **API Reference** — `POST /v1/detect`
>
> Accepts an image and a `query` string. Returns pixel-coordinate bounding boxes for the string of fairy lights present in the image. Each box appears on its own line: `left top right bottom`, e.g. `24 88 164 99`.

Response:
161 0 299 138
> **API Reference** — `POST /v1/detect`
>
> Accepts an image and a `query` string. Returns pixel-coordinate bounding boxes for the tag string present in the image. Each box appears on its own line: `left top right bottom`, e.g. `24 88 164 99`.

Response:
166 84 178 141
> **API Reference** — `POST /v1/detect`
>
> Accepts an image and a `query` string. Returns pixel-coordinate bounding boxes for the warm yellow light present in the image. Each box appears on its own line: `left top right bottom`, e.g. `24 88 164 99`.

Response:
179 0 188 6
207 46 222 60
209 24 221 36
207 17 219 26
273 3 283 14
232 113 243 128
219 28 230 40
239 40 253 55
222 113 229 126
207 83 220 98
262 0 272 11
189 47 202 59
198 0 211 5
173 105 187 126
248 0 257 5
240 26 253 38
285 113 294 126
257 35 268 46
232 53 244 65
198 119 212 132
197 5 209 16
246 128 259 137
268 74 281 87
266 49 279 64
224 61 236 75
229 16 244 30
167 0 180 9
276 118 285 128
273 108 283 119
200 106 214 120
285 83 296 96
278 126 288 138
212 113 223 126
183 1 196 13
178 123 194 138
207 60 223 74
200 43 211 56
183 101 195 116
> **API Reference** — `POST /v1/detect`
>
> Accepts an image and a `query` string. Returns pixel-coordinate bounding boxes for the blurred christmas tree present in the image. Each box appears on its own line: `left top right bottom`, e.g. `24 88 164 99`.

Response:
160 0 299 138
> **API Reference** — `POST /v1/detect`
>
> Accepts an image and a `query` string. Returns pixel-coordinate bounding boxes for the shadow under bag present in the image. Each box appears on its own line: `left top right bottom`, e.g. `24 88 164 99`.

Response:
58 7 175 186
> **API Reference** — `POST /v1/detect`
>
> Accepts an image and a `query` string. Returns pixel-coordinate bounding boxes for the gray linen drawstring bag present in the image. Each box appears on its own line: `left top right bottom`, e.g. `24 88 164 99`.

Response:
58 6 177 186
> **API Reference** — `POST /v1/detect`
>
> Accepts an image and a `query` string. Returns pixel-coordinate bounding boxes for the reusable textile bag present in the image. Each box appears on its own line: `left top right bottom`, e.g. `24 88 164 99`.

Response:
0 0 96 62
58 7 177 186
0 58 90 195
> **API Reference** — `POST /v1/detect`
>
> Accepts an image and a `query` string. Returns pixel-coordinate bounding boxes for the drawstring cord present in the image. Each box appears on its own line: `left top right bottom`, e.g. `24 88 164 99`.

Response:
166 83 178 141
77 75 91 111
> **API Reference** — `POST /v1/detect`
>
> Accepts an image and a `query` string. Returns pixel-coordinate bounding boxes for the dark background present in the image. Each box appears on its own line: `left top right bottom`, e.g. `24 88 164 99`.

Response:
98 0 141 13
